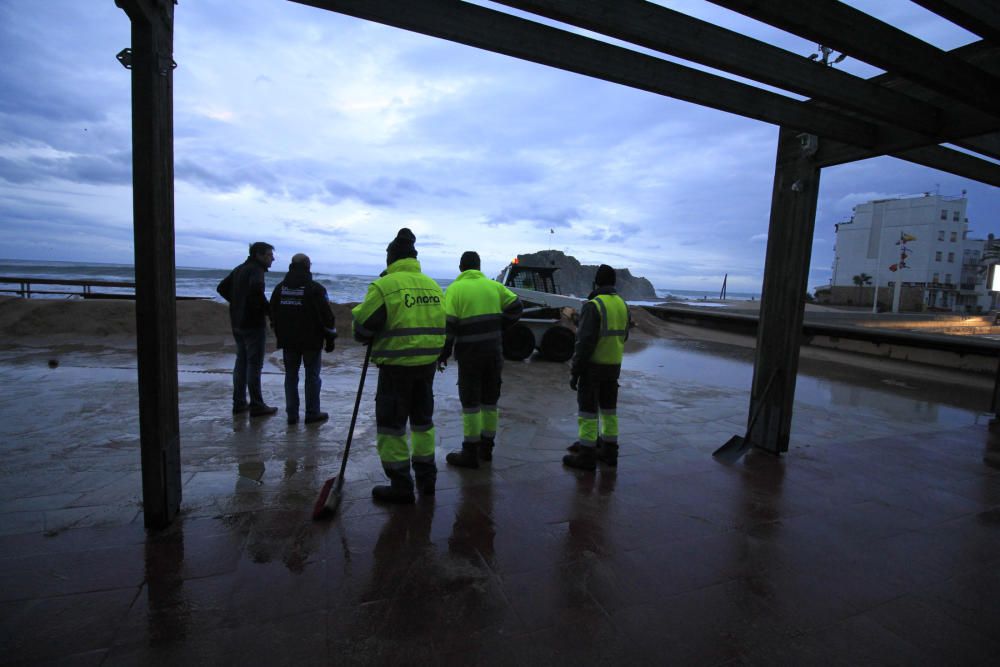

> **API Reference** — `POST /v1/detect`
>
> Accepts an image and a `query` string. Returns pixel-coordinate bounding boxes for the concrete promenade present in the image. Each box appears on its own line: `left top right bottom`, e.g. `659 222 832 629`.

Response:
1 325 998 664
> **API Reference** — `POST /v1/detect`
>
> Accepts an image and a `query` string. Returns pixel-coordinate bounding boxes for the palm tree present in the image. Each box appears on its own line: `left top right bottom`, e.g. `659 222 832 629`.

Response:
852 273 872 305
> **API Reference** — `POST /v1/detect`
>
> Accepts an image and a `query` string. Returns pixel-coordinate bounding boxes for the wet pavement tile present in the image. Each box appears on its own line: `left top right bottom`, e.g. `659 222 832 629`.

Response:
2 335 999 663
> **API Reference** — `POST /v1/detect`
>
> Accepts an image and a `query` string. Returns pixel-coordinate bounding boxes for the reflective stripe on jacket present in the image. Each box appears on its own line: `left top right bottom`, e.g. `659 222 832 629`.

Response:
352 258 446 366
443 270 522 361
590 293 628 365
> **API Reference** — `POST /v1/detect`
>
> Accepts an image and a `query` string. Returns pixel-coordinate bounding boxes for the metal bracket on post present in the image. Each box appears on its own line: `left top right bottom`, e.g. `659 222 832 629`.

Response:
116 48 133 69
157 53 177 77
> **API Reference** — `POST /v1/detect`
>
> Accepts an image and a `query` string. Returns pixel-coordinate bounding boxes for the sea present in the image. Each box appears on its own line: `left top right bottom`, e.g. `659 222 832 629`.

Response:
0 259 760 304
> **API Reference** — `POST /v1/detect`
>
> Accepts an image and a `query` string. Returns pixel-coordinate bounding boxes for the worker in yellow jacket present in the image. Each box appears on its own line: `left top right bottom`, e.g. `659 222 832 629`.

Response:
439 251 523 467
564 264 629 471
352 228 446 502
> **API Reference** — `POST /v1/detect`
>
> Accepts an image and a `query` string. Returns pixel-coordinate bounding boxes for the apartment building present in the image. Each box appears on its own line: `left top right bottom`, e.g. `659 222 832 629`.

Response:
828 193 994 312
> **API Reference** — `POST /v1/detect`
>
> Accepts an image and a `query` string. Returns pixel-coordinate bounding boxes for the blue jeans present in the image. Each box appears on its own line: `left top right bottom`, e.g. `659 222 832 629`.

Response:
232 327 267 409
283 348 322 418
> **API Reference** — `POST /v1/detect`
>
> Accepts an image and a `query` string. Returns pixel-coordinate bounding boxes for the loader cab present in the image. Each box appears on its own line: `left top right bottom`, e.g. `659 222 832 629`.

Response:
498 260 561 295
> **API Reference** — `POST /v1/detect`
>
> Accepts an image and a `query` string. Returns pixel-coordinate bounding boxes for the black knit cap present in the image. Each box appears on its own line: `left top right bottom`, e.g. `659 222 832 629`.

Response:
386 227 417 265
459 251 480 272
594 264 616 286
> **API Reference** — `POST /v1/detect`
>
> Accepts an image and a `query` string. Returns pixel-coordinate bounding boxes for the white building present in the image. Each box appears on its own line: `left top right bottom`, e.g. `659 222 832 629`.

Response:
830 193 984 311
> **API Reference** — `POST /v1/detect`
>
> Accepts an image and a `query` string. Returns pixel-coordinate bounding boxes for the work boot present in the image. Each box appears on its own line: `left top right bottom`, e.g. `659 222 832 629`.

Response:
567 437 603 453
372 466 416 504
304 411 329 425
597 442 619 467
563 445 597 471
412 460 437 496
250 405 278 418
478 437 494 462
446 442 480 469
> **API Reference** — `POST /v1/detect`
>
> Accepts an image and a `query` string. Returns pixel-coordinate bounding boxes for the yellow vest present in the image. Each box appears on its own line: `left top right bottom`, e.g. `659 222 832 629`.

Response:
590 293 628 365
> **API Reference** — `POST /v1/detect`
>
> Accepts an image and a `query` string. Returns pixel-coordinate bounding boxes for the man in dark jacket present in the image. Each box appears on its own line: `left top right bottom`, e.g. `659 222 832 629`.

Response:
270 254 337 425
217 241 277 417
564 264 629 470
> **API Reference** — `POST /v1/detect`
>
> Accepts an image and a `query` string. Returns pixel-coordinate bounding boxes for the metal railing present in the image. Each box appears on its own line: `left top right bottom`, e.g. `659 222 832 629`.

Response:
0 276 205 300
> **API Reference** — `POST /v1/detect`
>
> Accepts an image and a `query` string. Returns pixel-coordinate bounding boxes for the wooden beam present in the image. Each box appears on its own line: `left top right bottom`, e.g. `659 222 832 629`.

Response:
496 0 955 137
815 42 1000 179
910 0 1000 45
289 0 879 146
707 0 1000 118
749 128 822 455
891 144 1000 186
118 0 182 530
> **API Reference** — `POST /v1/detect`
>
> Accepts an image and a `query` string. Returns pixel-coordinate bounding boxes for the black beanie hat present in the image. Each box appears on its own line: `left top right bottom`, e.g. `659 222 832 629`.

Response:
386 227 417 265
459 251 481 272
594 264 616 286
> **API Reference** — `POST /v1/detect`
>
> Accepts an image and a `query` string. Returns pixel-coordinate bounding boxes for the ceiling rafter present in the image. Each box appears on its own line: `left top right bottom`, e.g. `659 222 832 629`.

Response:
706 0 1000 118
289 0 1000 184
291 0 878 146
496 0 1000 160
910 0 1000 45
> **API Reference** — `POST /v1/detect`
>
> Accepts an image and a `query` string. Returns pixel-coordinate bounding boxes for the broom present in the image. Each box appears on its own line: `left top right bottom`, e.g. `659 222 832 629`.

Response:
312 343 371 520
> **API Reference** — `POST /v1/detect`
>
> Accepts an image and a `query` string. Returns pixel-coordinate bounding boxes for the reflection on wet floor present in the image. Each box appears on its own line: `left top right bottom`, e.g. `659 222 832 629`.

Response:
1 335 998 663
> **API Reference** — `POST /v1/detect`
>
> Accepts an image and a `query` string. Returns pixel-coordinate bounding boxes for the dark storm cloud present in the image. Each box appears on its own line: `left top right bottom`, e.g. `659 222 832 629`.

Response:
322 176 427 207
486 204 581 229
0 151 132 186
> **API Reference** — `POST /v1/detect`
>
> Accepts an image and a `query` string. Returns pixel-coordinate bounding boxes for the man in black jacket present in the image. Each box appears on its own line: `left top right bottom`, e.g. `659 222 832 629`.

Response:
270 254 337 425
217 242 277 417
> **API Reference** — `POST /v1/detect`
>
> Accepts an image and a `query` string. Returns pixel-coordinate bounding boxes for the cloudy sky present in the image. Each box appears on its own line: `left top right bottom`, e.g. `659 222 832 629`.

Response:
1 1 997 291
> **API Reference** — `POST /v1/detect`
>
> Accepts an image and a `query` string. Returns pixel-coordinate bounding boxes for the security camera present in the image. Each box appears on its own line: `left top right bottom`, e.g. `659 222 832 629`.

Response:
797 132 818 156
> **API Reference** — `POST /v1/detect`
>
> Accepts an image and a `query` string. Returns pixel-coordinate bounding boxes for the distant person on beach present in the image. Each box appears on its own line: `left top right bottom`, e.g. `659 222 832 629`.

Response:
217 241 278 418
269 253 337 426
352 228 446 503
438 250 523 468
564 264 629 470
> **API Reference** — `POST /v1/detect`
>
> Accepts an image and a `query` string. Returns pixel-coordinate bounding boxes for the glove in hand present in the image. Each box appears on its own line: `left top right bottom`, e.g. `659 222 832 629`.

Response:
324 338 335 353
569 374 579 391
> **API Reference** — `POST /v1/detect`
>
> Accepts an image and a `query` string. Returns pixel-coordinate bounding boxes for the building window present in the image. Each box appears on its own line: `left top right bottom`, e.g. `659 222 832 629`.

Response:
953 211 960 221
935 251 942 261
940 209 947 220
945 273 952 284
938 230 945 241
948 252 954 262
950 231 957 242
932 273 939 283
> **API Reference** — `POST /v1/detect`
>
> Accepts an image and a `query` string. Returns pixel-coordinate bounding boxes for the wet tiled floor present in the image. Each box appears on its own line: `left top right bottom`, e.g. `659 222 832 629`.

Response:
1 335 998 665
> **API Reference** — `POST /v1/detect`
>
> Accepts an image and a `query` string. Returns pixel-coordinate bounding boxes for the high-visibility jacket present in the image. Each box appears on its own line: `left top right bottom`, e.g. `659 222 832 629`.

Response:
442 270 523 362
589 293 628 364
570 286 628 374
352 258 446 366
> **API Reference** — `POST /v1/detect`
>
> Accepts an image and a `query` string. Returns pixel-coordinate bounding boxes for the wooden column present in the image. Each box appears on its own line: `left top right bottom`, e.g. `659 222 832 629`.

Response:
748 127 822 455
117 0 181 528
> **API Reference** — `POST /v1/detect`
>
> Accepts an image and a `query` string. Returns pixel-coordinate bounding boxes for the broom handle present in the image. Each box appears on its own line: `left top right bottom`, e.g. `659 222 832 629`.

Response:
336 343 372 483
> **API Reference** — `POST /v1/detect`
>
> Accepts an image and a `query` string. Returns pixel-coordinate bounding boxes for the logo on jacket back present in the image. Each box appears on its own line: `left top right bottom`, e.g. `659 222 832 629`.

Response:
404 292 441 308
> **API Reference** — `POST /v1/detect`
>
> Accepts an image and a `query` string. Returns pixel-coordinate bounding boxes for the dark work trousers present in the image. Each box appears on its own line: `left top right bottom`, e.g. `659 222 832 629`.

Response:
374 363 437 470
457 353 503 444
577 363 621 446
282 348 322 419
232 326 267 409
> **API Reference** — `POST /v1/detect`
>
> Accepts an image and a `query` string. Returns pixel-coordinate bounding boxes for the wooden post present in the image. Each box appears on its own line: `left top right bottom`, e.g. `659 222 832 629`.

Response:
991 356 1000 427
116 0 181 528
747 127 822 455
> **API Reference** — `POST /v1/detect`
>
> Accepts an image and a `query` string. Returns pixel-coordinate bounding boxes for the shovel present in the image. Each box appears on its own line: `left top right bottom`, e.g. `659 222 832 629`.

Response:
313 343 371 520
713 371 777 463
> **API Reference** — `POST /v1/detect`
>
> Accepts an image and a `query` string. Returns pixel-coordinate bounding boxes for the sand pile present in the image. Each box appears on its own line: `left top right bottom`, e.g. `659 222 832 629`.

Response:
0 297 359 348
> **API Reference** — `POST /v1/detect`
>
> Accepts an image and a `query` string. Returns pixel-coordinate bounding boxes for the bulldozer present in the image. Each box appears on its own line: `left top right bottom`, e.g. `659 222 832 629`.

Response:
496 259 583 362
